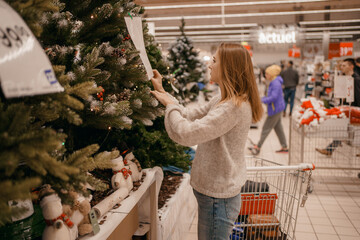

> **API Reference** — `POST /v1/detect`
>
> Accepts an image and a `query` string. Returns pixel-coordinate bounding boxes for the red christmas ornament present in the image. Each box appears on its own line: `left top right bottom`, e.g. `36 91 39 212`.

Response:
122 34 131 41
96 87 105 100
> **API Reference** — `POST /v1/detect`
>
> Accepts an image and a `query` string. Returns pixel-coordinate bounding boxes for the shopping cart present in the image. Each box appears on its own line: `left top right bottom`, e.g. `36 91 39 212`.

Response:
230 156 314 240
289 117 360 181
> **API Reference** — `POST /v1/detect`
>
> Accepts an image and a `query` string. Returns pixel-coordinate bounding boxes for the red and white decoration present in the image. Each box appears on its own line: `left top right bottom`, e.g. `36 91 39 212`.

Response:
292 97 347 126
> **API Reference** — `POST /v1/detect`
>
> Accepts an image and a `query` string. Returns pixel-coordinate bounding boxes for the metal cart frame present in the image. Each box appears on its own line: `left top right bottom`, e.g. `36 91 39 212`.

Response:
289 117 360 180
230 156 314 240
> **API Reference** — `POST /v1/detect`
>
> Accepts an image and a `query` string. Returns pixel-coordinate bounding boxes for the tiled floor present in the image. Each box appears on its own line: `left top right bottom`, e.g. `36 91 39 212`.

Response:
183 91 360 240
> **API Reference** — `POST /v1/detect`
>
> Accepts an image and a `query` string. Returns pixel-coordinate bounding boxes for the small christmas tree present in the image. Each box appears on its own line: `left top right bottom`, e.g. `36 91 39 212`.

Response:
167 18 207 104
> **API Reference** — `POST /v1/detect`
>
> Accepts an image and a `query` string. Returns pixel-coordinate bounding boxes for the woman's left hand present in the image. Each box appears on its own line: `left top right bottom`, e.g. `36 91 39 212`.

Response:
150 90 175 106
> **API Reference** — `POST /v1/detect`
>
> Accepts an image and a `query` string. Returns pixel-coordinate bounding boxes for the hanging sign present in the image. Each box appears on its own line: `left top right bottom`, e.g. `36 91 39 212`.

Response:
288 46 301 58
339 42 353 57
328 42 353 59
0 1 63 99
328 43 340 59
242 44 253 57
124 17 154 80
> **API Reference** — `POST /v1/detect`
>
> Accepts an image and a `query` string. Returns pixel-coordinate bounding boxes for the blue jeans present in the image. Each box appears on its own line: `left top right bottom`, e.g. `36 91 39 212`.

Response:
326 140 342 153
283 88 296 114
193 189 241 240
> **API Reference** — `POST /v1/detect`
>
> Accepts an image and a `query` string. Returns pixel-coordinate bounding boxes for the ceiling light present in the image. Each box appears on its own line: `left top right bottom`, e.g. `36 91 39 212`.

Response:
203 56 211 61
304 31 360 35
155 35 251 40
144 0 327 10
301 26 360 31
145 8 360 21
302 35 353 39
299 19 360 25
155 23 258 31
155 29 254 36
156 39 252 44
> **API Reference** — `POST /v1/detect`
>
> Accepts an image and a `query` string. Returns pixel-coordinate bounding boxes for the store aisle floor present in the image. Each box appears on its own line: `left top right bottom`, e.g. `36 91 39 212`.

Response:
183 114 360 240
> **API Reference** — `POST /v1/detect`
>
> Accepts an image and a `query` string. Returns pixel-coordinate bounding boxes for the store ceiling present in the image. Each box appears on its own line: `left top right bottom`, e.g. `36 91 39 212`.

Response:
134 0 360 45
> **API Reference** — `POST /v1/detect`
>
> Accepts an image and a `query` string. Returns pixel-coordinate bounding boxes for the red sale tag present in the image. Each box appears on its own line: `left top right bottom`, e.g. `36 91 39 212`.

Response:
242 45 253 56
340 42 353 56
288 47 300 58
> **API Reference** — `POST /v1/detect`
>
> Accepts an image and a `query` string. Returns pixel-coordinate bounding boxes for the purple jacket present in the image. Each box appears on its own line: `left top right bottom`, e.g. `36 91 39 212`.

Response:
262 76 285 116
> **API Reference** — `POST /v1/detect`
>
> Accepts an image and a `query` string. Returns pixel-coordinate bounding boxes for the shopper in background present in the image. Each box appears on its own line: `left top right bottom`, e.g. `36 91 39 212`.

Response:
355 57 360 75
316 58 360 156
249 65 288 155
280 60 299 117
150 43 263 240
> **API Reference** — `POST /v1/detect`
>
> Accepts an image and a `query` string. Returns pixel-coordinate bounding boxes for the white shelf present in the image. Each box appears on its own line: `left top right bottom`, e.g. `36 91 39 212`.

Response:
82 167 164 240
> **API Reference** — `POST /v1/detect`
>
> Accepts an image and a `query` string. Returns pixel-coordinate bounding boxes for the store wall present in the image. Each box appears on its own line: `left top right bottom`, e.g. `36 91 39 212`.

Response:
252 50 291 67
252 43 294 67
160 41 360 68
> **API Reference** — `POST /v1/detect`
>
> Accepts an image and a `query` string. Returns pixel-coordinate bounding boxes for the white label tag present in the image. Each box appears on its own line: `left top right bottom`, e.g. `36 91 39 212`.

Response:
124 17 154 80
0 1 64 98
8 199 34 222
89 209 100 235
334 74 354 103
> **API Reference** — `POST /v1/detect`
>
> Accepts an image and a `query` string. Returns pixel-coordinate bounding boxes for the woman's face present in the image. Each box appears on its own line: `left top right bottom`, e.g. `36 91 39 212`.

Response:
265 71 272 81
209 50 221 83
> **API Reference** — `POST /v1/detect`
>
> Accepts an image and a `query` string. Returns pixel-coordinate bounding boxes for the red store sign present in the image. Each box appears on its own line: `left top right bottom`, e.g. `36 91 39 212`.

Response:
328 42 353 59
243 44 253 57
288 46 301 58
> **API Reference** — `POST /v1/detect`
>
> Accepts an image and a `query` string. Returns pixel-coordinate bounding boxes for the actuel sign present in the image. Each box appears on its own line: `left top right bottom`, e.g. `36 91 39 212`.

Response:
258 31 296 44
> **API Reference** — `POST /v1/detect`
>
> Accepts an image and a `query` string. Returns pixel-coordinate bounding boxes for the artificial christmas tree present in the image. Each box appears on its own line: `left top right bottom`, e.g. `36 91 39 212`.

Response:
0 0 117 229
167 18 207 104
1 2 192 235
39 0 191 172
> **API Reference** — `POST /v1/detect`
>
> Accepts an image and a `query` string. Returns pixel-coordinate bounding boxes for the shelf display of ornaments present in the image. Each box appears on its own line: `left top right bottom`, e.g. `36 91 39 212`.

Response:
36 149 151 240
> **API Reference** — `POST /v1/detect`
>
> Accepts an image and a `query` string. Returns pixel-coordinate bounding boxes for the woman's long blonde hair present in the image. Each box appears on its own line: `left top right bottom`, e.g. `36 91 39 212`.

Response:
217 42 263 122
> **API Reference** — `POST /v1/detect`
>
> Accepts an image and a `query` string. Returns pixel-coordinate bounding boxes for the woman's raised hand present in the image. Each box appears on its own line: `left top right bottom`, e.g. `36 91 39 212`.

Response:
150 69 165 93
150 90 174 106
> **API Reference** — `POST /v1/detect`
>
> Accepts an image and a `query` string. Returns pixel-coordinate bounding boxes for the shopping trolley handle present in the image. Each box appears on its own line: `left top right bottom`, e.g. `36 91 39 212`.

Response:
247 163 315 171
299 163 315 171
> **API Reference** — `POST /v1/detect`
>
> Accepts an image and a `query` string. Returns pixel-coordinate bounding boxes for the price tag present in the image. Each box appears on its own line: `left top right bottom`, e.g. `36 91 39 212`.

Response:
334 74 354 103
0 1 64 98
346 76 354 103
89 209 100 235
125 17 154 80
339 42 353 57
8 199 34 222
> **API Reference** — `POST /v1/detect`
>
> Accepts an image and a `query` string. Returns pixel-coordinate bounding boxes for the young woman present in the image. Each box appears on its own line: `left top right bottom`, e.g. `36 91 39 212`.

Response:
249 64 288 155
150 43 263 240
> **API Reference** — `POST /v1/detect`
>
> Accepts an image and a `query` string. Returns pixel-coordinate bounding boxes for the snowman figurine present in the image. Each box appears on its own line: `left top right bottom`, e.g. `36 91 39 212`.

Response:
40 193 77 240
111 156 133 192
123 151 142 182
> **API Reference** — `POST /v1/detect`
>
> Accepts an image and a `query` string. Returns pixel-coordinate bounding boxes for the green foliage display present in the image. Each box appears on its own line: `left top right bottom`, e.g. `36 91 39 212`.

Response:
1 0 191 226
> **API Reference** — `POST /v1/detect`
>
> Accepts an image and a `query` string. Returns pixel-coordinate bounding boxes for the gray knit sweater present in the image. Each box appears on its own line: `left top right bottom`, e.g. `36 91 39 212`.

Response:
164 95 252 198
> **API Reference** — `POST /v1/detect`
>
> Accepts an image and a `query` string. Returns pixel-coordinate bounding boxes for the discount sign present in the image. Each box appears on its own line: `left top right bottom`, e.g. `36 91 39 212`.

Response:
340 42 353 57
0 1 63 98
